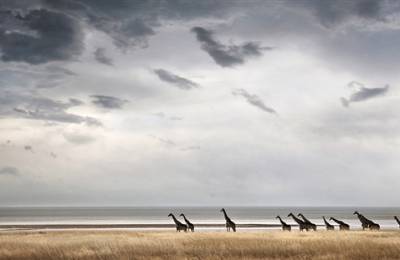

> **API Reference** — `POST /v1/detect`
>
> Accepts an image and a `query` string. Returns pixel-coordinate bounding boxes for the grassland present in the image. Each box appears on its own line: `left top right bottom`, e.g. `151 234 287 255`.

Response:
0 230 400 259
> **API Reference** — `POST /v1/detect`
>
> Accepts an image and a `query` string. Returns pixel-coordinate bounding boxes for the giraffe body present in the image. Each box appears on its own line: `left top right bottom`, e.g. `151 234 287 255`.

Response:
221 208 236 232
330 217 350 230
353 211 380 230
288 213 309 231
323 216 334 230
298 213 317 231
276 216 291 231
180 214 195 232
168 213 187 232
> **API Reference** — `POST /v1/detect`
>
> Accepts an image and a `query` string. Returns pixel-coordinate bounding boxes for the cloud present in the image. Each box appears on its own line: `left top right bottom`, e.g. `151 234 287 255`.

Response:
24 145 33 152
232 89 276 114
0 9 83 64
298 0 388 27
63 132 96 145
191 26 271 67
90 95 128 109
149 135 176 147
0 93 101 126
0 166 19 176
94 48 113 66
180 146 201 151
341 81 389 107
154 69 199 90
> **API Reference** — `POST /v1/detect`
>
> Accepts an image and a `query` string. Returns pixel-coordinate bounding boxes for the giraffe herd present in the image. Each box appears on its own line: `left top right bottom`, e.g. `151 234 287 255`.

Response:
168 209 400 232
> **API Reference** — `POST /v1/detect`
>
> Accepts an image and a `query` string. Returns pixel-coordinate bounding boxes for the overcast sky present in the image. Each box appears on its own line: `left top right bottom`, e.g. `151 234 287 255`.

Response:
0 0 399 207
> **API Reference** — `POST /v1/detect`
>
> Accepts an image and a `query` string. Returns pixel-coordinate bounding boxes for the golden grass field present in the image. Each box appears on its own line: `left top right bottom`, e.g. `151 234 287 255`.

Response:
0 230 400 259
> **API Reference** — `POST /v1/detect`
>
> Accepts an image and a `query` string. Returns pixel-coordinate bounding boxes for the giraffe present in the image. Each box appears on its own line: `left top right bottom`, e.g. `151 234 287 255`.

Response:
353 211 380 230
180 213 195 232
322 216 334 230
220 208 236 232
329 217 350 230
297 213 317 231
276 216 291 231
394 216 400 228
168 213 187 232
288 213 309 231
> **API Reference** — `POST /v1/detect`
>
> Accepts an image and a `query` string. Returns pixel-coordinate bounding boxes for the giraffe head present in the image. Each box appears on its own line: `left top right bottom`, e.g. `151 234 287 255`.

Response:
297 213 303 217
287 213 294 217
275 216 280 219
329 217 334 221
220 208 225 213
353 211 360 215
168 213 173 217
179 213 185 217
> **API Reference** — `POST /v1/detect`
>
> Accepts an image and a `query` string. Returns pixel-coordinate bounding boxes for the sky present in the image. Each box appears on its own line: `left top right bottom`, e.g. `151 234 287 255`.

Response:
0 0 399 207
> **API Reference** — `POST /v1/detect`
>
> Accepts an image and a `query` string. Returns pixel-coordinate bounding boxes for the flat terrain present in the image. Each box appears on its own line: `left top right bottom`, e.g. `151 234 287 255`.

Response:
0 230 400 259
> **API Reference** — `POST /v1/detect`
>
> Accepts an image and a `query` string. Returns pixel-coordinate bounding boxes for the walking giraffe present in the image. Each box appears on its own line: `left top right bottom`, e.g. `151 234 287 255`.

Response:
322 216 334 230
220 208 236 232
353 211 380 230
180 213 195 232
298 213 317 231
276 215 291 231
330 217 350 230
394 216 400 228
168 213 187 232
288 213 309 231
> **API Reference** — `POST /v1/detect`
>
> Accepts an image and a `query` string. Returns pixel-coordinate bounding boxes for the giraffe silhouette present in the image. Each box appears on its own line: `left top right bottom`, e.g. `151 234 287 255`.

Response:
220 208 236 232
353 211 380 230
297 213 317 231
180 213 194 232
168 213 187 232
330 217 350 231
322 216 334 230
276 215 291 231
394 216 400 228
288 213 309 231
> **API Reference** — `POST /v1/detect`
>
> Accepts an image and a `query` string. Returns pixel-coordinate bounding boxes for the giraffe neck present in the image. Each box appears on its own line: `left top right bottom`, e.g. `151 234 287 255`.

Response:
331 217 340 224
357 214 369 223
323 217 329 225
222 210 230 221
182 215 190 224
277 216 285 224
395 216 400 224
171 215 180 225
290 215 303 224
299 214 311 223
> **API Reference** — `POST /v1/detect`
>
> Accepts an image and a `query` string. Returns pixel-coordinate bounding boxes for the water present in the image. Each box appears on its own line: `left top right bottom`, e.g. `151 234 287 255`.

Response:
0 207 399 230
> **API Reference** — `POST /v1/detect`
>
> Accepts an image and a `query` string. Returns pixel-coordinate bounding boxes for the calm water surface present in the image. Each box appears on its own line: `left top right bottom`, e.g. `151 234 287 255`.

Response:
0 207 399 229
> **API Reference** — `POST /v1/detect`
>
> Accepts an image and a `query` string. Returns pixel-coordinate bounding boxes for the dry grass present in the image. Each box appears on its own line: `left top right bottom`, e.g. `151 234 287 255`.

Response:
0 230 400 259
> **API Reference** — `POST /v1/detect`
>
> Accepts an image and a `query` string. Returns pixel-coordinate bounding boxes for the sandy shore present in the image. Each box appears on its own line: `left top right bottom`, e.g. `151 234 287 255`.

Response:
0 223 283 230
1 230 400 259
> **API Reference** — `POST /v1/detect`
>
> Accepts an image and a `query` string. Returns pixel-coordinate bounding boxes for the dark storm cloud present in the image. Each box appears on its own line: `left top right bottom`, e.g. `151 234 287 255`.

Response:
0 166 19 176
43 0 235 49
0 8 83 64
297 0 392 27
340 81 389 107
191 26 271 67
0 93 101 126
94 48 113 66
90 95 128 109
232 89 276 114
154 69 199 90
